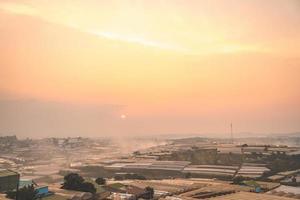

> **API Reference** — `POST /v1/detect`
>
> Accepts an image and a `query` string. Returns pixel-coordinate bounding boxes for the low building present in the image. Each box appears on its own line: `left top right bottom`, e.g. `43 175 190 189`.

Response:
0 169 19 192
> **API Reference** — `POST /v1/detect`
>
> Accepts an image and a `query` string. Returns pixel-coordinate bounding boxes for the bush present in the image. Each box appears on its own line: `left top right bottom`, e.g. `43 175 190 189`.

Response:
124 173 146 180
232 176 246 184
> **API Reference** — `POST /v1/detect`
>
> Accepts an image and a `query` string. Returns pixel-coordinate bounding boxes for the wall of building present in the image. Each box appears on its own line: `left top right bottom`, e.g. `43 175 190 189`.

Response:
0 173 19 192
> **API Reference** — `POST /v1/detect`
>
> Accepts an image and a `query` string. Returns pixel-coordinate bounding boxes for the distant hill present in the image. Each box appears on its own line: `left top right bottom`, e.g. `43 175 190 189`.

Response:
272 132 300 137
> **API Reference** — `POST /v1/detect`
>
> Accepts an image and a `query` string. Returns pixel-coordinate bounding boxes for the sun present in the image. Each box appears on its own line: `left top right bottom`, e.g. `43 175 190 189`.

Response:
120 114 127 119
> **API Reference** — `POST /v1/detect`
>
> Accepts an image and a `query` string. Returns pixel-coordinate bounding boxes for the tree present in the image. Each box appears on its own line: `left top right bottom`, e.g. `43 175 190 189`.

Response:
133 151 141 155
144 186 154 199
6 185 37 200
5 191 16 199
185 172 191 178
61 173 84 190
114 175 124 181
61 173 96 194
80 182 96 193
18 185 37 200
95 177 106 185
191 146 199 150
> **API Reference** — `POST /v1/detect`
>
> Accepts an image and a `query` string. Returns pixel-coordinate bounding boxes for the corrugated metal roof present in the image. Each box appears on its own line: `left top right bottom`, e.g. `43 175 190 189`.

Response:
269 185 300 195
183 168 236 174
187 165 239 170
209 191 296 200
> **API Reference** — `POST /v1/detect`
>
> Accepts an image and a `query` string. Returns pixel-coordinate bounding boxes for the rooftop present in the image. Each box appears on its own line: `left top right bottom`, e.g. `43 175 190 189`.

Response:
0 169 18 178
269 185 300 195
42 195 68 200
208 191 296 200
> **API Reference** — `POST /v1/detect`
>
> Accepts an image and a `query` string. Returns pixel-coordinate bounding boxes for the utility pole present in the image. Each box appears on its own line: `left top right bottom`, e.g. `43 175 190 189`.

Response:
230 123 233 144
16 173 20 200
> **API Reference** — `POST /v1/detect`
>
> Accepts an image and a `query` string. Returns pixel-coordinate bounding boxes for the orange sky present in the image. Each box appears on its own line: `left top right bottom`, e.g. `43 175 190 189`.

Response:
0 0 299 137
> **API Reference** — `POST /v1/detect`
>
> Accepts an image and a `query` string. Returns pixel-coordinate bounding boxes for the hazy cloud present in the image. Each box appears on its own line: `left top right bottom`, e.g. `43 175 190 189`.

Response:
0 96 124 138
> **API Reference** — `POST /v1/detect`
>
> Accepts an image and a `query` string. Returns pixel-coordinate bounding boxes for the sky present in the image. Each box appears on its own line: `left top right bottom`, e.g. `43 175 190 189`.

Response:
0 0 299 138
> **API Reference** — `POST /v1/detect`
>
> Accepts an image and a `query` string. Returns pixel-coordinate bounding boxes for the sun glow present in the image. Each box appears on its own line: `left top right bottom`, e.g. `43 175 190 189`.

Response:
87 29 187 52
0 0 299 136
0 1 282 55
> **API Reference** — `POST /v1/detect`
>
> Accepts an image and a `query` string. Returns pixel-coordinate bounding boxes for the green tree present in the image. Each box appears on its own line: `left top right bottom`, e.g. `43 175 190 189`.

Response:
124 173 146 180
114 175 124 181
61 173 96 194
144 186 154 199
80 182 96 193
133 151 141 155
19 185 37 200
185 172 191 178
62 173 84 190
95 177 106 185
